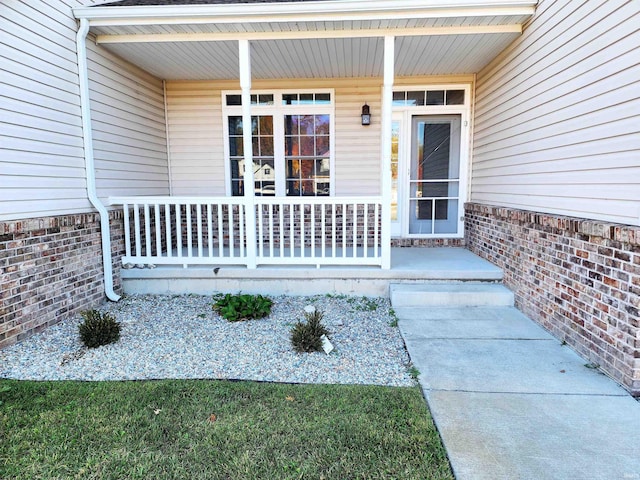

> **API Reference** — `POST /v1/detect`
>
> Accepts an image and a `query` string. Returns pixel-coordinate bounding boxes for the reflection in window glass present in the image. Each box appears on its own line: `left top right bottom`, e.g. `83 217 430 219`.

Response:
446 90 465 105
229 115 275 196
285 114 331 196
407 90 425 106
426 90 445 105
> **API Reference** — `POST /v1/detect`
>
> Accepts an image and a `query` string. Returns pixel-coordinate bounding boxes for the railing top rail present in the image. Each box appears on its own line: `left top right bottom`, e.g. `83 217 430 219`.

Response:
255 196 382 205
109 196 251 206
109 196 383 206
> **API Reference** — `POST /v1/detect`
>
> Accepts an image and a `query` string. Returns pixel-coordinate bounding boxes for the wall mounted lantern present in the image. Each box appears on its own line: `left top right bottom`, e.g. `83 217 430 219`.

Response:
361 103 371 126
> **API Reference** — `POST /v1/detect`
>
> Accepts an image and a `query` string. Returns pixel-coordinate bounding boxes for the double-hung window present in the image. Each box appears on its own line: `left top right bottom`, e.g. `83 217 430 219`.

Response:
223 90 334 197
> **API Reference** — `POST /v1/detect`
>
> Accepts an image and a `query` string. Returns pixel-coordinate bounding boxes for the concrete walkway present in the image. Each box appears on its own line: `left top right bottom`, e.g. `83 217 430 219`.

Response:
396 305 640 480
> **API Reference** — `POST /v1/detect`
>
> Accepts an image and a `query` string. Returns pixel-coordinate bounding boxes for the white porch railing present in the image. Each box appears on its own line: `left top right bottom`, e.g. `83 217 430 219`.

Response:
109 196 385 268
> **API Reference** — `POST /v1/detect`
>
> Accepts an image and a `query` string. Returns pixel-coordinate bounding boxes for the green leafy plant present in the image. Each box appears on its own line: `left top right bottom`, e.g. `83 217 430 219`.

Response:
389 308 399 327
212 293 273 322
78 310 121 349
291 309 329 353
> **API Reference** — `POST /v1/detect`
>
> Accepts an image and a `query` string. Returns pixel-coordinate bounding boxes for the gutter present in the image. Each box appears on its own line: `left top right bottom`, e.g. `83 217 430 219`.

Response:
76 18 121 302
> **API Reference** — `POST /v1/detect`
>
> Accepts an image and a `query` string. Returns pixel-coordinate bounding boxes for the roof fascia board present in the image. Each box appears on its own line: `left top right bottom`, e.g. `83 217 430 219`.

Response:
74 1 537 25
95 24 522 44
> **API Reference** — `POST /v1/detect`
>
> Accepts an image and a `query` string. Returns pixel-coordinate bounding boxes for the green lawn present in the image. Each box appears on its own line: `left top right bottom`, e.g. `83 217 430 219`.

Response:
0 379 453 480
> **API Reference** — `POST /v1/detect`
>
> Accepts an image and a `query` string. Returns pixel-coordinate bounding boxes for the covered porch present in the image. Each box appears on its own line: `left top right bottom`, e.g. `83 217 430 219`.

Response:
72 0 536 277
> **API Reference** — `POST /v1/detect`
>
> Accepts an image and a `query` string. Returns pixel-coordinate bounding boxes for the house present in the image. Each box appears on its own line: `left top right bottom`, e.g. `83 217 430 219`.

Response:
1 0 638 395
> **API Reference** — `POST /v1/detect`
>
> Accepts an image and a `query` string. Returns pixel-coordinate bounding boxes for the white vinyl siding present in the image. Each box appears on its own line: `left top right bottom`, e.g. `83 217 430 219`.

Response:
167 76 473 196
0 0 169 221
472 0 640 226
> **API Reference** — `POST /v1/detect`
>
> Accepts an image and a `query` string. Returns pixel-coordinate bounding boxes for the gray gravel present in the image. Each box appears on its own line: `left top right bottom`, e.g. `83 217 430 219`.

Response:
0 294 414 386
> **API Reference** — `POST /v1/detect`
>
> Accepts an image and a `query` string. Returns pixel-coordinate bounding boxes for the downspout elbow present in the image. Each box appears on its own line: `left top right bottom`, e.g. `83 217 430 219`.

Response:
77 18 121 302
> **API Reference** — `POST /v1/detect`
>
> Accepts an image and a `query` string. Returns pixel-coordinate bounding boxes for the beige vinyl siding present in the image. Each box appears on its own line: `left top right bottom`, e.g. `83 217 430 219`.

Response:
167 75 473 196
87 42 169 199
472 0 640 226
0 0 169 221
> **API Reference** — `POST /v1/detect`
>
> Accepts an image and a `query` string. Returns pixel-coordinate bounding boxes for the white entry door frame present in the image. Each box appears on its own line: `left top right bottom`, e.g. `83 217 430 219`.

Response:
389 84 471 239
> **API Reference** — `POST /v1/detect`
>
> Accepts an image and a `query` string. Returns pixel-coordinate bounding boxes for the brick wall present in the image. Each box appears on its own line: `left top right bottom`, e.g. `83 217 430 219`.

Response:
465 203 640 395
0 212 125 349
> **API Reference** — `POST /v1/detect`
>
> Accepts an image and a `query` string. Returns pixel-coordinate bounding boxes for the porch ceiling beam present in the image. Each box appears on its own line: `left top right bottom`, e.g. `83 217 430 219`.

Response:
95 24 522 45
74 4 536 27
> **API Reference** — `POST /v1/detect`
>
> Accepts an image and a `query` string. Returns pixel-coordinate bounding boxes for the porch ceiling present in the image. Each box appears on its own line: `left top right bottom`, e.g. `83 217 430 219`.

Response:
76 0 537 80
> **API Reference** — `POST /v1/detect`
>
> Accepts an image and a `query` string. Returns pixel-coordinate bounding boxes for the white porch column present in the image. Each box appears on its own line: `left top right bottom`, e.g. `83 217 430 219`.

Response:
380 35 395 269
239 39 257 268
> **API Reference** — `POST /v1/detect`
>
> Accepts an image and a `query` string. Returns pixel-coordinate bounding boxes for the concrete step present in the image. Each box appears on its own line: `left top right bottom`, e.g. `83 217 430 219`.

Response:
390 283 514 307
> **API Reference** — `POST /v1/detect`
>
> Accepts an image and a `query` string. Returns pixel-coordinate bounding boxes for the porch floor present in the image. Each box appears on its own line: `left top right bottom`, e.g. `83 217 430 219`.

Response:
120 247 503 297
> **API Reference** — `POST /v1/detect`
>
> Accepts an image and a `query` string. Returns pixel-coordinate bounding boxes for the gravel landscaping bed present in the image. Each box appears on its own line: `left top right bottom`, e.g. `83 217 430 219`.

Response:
0 294 414 386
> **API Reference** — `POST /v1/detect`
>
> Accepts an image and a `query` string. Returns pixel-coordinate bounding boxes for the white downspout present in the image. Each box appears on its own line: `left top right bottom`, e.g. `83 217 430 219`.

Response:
76 19 121 302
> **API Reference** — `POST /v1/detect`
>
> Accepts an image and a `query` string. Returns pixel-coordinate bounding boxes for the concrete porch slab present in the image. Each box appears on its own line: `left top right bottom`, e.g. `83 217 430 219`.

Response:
120 247 503 296
427 391 640 480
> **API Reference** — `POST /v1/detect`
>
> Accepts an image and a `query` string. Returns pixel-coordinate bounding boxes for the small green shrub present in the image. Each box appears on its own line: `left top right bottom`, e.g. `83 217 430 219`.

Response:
212 293 273 322
78 310 121 349
291 309 329 353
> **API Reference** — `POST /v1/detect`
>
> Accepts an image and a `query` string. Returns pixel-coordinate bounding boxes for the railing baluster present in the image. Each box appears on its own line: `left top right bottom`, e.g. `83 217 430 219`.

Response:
268 204 274 259
197 203 203 258
165 203 172 258
331 204 336 259
186 203 193 259
217 204 224 258
352 203 357 258
321 204 326 259
239 202 245 258
123 203 131 260
374 203 379 259
342 203 347 258
258 204 264 259
144 203 151 261
133 204 142 260
311 203 315 259
363 204 368 258
289 203 294 258
176 203 182 259
279 203 284 258
300 203 305 258
154 204 161 258
207 204 213 258
229 203 235 258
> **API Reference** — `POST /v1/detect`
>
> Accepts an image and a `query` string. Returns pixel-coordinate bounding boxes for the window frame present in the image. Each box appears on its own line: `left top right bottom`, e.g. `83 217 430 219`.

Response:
222 89 335 197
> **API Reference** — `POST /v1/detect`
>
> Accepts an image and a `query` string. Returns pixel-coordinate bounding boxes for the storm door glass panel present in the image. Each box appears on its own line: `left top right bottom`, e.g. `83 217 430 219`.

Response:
409 115 461 234
284 114 330 196
229 115 274 196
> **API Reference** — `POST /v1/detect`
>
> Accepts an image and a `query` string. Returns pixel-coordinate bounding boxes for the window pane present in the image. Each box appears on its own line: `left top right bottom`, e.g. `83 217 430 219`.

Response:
284 115 298 135
446 90 465 105
300 159 314 179
407 91 425 106
315 93 331 104
300 136 314 156
259 137 274 156
299 115 315 135
226 95 241 106
230 137 243 156
284 136 298 156
426 90 445 105
259 116 273 135
250 94 258 105
315 135 330 156
316 158 330 176
258 94 274 105
393 91 406 106
228 116 242 135
282 94 297 105
315 114 330 134
299 93 314 104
